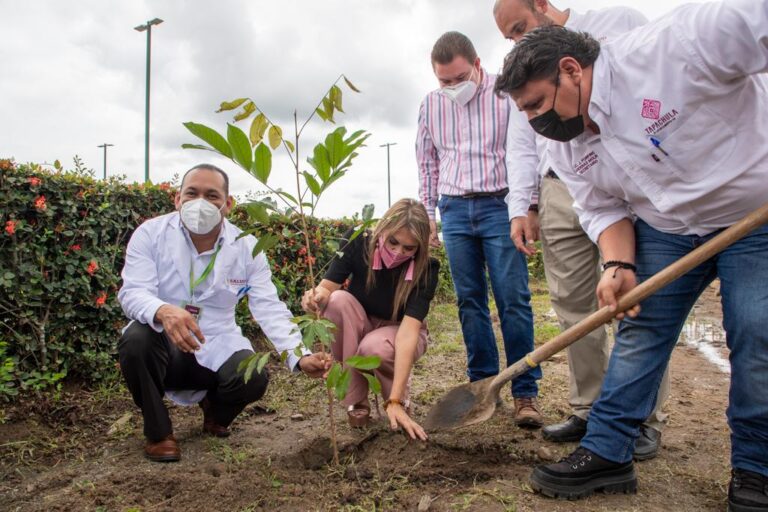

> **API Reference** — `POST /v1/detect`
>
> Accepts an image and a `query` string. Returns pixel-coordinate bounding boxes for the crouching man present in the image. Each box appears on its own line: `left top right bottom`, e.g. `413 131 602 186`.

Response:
117 163 329 462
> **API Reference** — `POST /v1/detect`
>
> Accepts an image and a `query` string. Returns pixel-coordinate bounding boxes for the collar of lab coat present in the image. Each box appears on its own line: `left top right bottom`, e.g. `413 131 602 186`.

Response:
167 213 240 303
588 53 613 119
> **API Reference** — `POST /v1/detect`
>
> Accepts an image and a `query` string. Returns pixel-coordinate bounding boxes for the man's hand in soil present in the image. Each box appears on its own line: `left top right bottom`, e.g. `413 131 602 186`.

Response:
597 268 640 321
387 403 428 441
298 352 332 378
155 304 204 353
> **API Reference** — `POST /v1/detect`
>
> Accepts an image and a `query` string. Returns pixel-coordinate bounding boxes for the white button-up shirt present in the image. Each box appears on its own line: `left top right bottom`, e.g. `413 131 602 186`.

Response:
119 213 308 376
547 0 768 242
505 6 648 219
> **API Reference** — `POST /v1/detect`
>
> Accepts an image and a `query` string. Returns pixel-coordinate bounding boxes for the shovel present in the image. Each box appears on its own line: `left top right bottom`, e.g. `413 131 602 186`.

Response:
423 203 768 431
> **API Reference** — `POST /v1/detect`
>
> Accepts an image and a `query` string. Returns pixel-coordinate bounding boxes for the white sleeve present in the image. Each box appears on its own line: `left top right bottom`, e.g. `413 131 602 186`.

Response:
550 153 632 243
680 0 768 81
505 109 541 219
118 224 168 332
245 244 309 371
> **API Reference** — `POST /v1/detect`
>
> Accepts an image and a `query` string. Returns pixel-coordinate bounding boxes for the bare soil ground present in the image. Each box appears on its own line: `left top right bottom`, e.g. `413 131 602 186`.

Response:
1 281 732 511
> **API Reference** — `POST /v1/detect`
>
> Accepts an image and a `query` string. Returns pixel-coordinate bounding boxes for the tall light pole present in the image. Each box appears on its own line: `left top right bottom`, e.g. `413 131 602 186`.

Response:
134 17 163 183
97 143 114 180
379 142 397 208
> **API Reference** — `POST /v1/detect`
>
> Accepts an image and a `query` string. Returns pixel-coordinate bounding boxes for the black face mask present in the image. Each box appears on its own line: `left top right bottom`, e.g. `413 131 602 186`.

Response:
528 76 584 142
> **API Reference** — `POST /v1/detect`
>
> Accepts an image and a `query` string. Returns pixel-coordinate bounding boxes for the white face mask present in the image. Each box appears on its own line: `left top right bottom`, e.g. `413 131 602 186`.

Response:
441 70 479 106
180 198 224 235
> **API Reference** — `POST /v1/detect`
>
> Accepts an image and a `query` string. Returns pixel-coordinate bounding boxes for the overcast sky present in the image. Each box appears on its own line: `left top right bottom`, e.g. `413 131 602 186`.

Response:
2 0 697 218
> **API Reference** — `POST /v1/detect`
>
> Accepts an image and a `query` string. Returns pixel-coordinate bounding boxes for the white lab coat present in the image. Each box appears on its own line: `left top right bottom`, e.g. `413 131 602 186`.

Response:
547 0 768 242
118 212 308 403
505 6 648 219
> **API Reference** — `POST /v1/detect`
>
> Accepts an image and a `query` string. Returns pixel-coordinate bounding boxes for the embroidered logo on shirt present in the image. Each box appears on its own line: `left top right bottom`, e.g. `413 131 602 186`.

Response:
644 109 680 136
227 278 247 286
574 151 599 176
641 99 661 120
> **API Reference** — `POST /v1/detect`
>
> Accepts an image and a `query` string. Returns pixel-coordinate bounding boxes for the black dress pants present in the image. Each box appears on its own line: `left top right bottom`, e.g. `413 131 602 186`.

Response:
118 321 268 441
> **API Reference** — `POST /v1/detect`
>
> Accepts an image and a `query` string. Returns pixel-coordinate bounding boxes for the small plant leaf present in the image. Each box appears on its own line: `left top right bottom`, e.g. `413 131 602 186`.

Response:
216 98 248 112
362 373 382 395
233 101 256 122
335 368 352 401
268 125 283 150
303 172 321 196
256 352 270 374
252 233 280 257
227 124 253 170
252 143 272 183
330 85 344 113
345 355 381 371
362 204 375 222
284 140 295 152
326 362 342 390
250 113 269 145
343 75 361 93
183 122 233 158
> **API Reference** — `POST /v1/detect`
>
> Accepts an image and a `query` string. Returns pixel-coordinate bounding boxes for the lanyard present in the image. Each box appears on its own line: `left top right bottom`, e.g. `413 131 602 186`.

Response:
189 243 222 299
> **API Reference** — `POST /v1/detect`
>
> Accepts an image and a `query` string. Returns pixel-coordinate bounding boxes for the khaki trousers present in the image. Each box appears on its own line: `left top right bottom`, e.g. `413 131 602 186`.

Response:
539 176 668 430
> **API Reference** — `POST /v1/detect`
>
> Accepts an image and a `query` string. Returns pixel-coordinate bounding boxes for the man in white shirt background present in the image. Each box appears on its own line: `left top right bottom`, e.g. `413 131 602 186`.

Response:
118 164 329 462
493 0 667 460
495 1 768 509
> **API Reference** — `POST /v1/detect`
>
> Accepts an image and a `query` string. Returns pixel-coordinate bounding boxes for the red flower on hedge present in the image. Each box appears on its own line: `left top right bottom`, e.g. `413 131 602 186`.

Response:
298 246 307 256
33 195 47 211
95 292 107 307
28 176 42 186
70 244 82 252
5 220 16 235
86 260 99 275
158 182 171 191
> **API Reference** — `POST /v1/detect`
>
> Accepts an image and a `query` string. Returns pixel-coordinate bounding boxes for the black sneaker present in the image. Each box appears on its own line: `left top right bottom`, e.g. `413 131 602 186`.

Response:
542 415 588 443
729 469 768 512
530 446 637 499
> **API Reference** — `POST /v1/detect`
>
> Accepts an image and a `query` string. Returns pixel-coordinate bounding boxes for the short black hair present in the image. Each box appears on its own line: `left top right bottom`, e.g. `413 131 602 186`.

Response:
495 25 601 95
180 163 229 195
431 31 478 66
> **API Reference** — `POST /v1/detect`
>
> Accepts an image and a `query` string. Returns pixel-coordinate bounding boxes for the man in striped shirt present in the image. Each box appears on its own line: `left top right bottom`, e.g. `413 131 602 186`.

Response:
416 31 542 427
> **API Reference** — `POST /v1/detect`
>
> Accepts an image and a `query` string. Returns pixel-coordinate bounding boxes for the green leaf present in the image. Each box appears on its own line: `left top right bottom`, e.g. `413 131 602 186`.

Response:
216 98 248 112
345 355 381 371
362 204 375 222
330 85 344 113
252 233 280 257
322 97 335 123
227 124 253 170
284 140 295 153
335 368 352 401
325 129 345 168
250 113 269 146
326 362 342 390
234 101 257 122
307 144 331 182
183 122 233 158
302 172 321 196
252 143 272 183
343 75 361 93
245 202 270 225
276 190 298 205
268 125 283 150
181 143 215 151
256 352 270 374
362 373 382 395
315 108 329 122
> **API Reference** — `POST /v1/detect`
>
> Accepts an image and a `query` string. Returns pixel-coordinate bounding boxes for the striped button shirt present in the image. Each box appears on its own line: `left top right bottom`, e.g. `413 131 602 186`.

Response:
416 69 513 219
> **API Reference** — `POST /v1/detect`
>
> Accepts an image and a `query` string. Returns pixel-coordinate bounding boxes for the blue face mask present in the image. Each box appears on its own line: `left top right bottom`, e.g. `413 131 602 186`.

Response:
529 76 584 142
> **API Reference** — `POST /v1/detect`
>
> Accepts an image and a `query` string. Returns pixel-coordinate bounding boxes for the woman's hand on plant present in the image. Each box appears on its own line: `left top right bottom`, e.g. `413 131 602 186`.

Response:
155 304 204 353
301 287 330 313
298 351 332 378
387 403 428 441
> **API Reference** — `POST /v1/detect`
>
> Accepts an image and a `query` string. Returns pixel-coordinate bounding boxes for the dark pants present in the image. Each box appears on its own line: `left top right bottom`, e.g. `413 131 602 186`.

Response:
118 321 268 441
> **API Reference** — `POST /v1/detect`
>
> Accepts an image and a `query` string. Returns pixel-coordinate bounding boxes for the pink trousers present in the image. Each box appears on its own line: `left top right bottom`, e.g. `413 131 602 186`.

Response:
322 290 429 407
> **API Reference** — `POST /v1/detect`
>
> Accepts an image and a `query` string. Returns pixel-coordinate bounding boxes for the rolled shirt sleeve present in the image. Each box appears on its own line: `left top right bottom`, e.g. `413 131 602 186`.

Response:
245 242 309 371
118 223 168 333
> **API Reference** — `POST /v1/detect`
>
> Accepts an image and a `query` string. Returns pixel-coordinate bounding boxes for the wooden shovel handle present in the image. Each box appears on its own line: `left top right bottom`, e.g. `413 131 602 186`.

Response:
492 202 768 388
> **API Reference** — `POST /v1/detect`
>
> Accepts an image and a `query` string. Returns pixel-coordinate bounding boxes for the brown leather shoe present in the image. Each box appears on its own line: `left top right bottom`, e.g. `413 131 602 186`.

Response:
199 398 231 437
145 434 181 462
514 397 544 428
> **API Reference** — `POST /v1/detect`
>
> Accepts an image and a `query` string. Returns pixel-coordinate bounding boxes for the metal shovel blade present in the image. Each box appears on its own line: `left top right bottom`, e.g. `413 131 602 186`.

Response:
423 359 531 430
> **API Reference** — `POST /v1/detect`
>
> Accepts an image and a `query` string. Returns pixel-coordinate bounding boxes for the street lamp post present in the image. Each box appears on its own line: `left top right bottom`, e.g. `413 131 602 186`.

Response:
134 17 163 183
379 142 397 208
97 143 114 180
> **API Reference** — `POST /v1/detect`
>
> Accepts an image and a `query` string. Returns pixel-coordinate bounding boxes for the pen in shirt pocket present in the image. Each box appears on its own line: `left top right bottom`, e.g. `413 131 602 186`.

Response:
649 136 670 157
236 285 251 298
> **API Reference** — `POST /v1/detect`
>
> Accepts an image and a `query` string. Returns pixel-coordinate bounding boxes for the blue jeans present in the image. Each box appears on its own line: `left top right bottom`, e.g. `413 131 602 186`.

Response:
582 220 768 477
438 194 540 397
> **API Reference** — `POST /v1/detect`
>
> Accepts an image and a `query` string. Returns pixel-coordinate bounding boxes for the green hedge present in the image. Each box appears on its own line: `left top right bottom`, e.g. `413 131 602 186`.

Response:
0 160 456 398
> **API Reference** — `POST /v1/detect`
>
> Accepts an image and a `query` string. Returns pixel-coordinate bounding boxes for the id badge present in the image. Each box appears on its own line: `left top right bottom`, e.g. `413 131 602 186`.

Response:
182 302 203 321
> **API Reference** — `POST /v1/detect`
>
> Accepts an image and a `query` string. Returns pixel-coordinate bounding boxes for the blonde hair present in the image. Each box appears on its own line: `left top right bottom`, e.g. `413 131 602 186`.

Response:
366 199 432 321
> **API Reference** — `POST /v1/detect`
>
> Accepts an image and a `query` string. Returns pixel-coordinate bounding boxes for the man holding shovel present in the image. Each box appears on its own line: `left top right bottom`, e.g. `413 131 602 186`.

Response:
493 0 669 461
495 0 768 509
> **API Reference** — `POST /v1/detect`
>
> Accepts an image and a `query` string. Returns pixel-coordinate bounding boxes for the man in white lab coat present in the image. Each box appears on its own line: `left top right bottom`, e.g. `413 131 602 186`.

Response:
495 0 768 508
118 164 329 462
493 0 668 460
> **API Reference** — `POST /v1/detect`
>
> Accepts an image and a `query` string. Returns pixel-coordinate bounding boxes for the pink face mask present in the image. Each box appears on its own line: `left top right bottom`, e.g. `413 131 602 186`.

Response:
372 236 415 281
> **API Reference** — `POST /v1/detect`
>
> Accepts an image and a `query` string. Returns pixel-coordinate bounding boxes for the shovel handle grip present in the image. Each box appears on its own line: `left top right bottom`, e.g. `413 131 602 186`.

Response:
492 202 768 389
